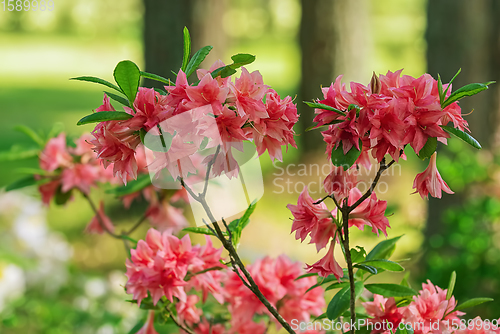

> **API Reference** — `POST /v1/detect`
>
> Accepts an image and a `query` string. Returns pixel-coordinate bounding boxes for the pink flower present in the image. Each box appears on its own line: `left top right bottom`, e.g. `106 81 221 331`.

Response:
61 163 100 195
125 229 191 305
456 317 499 334
39 133 72 172
132 87 172 131
146 201 189 234
229 67 269 121
185 72 229 114
85 201 115 234
176 295 202 326
252 89 298 161
135 311 159 334
223 255 325 331
192 319 226 334
362 295 406 333
323 165 358 200
38 180 61 206
306 240 343 280
287 186 336 251
348 188 390 237
413 152 453 199
404 280 464 334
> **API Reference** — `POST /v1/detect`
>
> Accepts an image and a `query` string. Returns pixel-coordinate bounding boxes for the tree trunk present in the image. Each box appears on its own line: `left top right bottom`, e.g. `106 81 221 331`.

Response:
298 0 369 156
423 0 500 317
142 0 227 88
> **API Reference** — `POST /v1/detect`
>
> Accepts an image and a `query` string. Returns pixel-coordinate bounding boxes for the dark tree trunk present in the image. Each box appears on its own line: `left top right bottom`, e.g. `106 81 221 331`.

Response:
298 0 368 157
425 0 500 240
298 0 338 155
143 0 193 88
423 0 500 317
142 0 227 88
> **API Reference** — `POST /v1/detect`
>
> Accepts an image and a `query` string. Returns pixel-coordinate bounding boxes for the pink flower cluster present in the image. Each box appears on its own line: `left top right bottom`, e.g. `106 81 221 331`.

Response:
223 255 324 333
314 70 460 199
125 229 225 313
125 230 325 334
91 61 298 182
38 133 119 206
361 280 490 334
287 186 390 280
37 133 189 234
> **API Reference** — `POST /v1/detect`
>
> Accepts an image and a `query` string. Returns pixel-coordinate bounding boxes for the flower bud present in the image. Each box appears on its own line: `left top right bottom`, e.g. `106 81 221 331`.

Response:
370 71 381 94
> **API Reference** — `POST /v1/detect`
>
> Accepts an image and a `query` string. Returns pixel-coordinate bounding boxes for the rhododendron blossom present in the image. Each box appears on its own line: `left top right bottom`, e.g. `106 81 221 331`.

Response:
413 152 454 199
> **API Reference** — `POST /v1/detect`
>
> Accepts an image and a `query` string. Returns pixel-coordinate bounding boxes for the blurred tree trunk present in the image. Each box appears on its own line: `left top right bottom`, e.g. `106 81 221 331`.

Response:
143 0 227 88
298 0 369 156
423 0 500 314
425 0 500 239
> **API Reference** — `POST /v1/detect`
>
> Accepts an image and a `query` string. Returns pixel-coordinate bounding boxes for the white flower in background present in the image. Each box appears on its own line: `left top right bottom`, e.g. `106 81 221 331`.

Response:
0 191 73 295
0 263 25 312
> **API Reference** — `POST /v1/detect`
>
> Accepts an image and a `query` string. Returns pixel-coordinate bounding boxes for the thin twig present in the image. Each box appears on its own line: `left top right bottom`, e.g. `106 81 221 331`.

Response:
202 145 221 197
166 306 194 334
313 194 331 205
82 193 122 239
347 159 395 213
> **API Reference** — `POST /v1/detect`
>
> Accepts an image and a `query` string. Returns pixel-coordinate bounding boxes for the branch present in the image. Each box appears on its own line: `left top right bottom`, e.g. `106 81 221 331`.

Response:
340 200 356 333
82 193 122 240
166 306 194 334
347 158 396 213
179 149 296 334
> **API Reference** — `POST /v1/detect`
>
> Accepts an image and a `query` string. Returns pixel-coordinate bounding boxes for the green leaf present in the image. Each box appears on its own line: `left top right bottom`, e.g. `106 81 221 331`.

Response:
326 281 364 320
181 27 191 72
442 68 461 102
106 174 152 197
350 246 367 263
366 235 402 260
5 175 38 191
140 71 173 86
417 137 437 160
437 74 444 106
181 227 227 237
354 264 378 275
453 298 493 312
54 187 72 205
446 271 456 300
295 273 318 281
127 321 145 334
360 259 404 272
331 140 362 170
401 271 411 288
325 282 349 291
229 53 256 68
77 111 133 125
47 122 65 139
440 125 482 149
104 91 130 107
365 284 417 297
442 81 495 108
304 101 345 116
185 46 213 78
113 60 141 104
182 227 214 236
0 147 39 161
70 76 121 93
396 324 414 334
14 125 45 147
227 200 257 247
141 128 174 152
306 275 341 293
